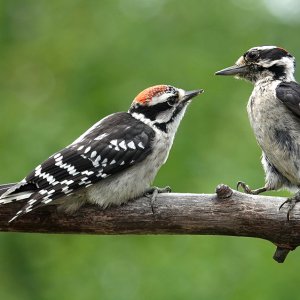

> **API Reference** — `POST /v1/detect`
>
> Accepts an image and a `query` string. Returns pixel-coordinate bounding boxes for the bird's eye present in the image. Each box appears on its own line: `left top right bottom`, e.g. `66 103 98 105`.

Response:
167 96 177 106
247 51 259 61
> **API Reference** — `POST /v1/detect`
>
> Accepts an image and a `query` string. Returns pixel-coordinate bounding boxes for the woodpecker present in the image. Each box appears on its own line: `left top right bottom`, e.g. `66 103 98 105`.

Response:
0 85 203 222
216 45 300 219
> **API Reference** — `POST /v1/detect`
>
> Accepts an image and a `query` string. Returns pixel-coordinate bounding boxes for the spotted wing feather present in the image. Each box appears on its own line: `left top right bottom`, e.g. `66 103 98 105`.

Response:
5 112 155 219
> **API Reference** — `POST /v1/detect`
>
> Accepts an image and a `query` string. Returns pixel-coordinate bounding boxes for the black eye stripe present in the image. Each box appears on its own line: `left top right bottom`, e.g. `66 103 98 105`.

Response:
245 48 292 62
130 101 175 121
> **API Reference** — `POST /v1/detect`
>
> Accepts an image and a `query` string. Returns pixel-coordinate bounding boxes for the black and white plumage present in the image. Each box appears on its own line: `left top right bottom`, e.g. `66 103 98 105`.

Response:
0 85 203 222
216 46 300 219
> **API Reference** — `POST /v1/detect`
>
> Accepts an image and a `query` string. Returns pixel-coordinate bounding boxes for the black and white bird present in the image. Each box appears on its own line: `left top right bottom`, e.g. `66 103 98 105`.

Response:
216 45 300 219
0 85 203 222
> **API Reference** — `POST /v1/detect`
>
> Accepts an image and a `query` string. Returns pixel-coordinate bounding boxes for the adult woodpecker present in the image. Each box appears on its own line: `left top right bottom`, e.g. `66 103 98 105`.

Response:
0 85 203 222
216 45 300 220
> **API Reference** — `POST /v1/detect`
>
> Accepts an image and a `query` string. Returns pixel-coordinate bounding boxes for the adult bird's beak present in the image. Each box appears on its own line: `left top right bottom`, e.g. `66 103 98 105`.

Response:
182 89 204 102
215 64 250 76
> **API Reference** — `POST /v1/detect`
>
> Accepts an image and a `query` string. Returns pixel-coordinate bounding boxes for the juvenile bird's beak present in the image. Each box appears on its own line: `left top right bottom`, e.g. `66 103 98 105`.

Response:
215 64 250 76
182 89 204 102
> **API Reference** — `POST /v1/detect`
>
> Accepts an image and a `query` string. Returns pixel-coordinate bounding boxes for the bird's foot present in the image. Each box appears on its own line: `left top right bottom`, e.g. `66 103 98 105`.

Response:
237 181 267 195
144 186 171 213
279 194 300 221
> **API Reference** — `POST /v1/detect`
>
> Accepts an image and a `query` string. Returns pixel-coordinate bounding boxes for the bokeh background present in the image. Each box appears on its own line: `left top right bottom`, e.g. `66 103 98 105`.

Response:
0 0 299 299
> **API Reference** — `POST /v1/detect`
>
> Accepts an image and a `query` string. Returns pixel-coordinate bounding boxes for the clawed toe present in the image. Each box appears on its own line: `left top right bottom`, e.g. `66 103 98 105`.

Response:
279 197 300 221
144 186 171 213
237 181 252 194
144 186 171 197
237 181 267 195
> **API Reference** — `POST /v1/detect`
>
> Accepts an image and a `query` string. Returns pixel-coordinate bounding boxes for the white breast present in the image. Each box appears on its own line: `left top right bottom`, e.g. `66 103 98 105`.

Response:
247 79 300 185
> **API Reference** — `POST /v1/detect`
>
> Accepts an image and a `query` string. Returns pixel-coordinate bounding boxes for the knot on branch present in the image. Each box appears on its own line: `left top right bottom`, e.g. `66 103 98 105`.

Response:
215 184 233 199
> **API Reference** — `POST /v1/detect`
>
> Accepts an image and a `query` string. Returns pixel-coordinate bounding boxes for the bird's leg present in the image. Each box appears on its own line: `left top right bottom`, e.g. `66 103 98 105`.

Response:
279 191 300 221
144 186 171 213
237 181 268 195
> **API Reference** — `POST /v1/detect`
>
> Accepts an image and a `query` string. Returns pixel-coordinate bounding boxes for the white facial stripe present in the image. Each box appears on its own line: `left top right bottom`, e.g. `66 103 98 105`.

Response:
150 92 174 106
177 88 186 101
151 88 186 104
236 56 245 66
275 56 294 67
155 108 177 124
258 56 295 76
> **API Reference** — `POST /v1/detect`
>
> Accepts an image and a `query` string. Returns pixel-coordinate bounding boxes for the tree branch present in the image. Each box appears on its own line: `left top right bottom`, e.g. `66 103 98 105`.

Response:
0 184 299 263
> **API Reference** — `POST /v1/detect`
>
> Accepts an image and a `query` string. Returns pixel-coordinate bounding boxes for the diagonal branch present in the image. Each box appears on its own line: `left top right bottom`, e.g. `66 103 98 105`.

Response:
0 184 299 263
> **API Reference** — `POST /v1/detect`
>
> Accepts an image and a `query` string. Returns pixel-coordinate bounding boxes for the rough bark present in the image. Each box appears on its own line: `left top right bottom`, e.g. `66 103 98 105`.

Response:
0 184 299 263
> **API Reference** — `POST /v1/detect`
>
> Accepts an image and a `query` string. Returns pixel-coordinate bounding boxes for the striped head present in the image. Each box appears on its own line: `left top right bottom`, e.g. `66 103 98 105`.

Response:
129 85 203 132
216 46 296 83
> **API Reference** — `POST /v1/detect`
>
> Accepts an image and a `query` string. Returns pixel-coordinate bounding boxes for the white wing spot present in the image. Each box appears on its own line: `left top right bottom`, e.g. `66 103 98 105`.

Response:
92 155 101 167
110 159 116 165
39 189 48 195
43 199 52 204
101 158 108 167
91 151 97 158
128 141 136 150
54 153 62 159
84 146 91 153
95 133 108 141
25 207 33 213
82 170 94 176
119 140 127 150
138 142 145 149
78 145 84 151
28 199 37 205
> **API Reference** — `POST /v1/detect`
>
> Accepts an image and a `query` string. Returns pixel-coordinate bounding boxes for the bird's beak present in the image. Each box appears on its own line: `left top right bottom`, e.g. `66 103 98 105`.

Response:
215 64 250 76
182 89 204 102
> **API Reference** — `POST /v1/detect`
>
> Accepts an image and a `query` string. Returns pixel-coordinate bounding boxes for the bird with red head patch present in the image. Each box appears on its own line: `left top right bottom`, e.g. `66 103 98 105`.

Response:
216 45 300 220
0 84 203 222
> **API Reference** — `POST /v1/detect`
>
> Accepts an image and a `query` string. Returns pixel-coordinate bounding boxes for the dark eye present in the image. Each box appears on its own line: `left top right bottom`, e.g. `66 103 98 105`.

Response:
167 96 177 106
247 51 259 61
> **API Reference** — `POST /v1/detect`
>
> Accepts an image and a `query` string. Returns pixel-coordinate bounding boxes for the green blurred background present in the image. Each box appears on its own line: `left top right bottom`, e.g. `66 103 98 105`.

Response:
0 0 299 299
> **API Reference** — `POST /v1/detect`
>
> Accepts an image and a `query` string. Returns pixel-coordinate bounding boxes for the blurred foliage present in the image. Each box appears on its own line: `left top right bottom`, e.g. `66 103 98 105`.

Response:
0 0 300 299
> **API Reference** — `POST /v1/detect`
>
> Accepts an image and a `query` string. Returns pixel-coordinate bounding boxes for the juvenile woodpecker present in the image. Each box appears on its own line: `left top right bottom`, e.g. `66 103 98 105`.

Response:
216 46 300 219
0 85 203 222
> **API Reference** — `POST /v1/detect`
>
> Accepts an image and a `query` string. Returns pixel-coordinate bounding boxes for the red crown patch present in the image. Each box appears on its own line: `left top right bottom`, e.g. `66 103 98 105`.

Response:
134 85 169 104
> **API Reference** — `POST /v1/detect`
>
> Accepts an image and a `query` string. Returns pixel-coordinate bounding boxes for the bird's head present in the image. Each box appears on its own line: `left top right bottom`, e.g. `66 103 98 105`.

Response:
216 46 296 83
129 85 203 132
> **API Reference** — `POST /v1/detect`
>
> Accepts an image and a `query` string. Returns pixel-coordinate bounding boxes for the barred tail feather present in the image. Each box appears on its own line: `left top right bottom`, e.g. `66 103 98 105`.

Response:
0 180 29 199
0 183 17 197
0 191 33 205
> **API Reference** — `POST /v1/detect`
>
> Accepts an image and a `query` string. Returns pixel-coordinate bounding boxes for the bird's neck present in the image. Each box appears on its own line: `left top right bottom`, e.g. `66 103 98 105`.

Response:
254 71 295 85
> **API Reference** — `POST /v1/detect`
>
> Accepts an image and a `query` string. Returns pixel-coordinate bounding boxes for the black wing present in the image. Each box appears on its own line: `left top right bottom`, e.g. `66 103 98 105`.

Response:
276 81 300 118
6 112 155 213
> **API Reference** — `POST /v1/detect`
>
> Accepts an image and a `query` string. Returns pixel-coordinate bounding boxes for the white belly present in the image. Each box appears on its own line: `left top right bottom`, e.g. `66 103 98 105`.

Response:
247 80 300 185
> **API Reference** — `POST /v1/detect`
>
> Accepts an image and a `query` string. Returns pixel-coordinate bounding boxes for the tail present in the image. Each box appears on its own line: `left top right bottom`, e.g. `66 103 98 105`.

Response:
1 181 69 222
0 182 36 222
0 183 17 197
0 182 34 205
